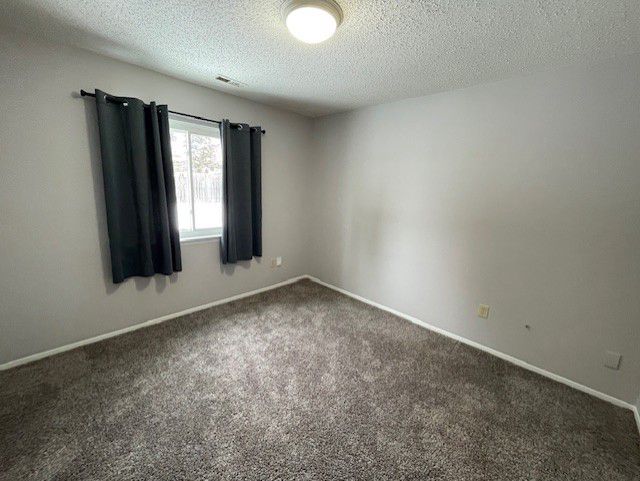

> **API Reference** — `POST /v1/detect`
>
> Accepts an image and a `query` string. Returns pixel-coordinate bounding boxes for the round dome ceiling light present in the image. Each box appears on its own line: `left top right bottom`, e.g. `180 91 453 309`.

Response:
283 0 343 44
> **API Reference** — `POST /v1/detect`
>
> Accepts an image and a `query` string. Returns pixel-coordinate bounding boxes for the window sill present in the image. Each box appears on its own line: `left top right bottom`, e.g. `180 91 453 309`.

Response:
180 234 221 244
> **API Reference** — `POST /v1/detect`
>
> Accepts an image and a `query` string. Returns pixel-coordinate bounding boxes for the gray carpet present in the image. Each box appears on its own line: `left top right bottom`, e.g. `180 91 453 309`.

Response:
1 279 639 480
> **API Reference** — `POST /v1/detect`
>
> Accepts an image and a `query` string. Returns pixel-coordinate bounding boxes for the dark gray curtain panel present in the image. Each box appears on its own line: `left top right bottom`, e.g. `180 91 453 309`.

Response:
94 89 182 283
220 120 262 264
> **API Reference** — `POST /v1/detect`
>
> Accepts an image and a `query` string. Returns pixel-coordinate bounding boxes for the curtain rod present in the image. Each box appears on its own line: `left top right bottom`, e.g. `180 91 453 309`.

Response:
79 90 265 134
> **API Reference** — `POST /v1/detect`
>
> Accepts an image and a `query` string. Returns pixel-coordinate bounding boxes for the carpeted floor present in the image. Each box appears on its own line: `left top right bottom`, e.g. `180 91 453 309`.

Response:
1 280 639 480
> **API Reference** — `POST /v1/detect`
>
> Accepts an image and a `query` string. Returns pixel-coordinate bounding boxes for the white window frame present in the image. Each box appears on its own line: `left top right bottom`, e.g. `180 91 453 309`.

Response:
169 114 223 241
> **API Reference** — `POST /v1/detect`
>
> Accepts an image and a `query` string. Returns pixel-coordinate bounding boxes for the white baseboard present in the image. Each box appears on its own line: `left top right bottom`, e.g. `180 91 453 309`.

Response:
0 275 307 371
2 273 638 435
305 276 637 414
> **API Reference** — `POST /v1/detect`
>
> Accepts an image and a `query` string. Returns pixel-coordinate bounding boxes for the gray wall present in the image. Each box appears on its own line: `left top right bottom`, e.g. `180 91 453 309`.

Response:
2 28 639 405
0 30 313 364
308 55 640 403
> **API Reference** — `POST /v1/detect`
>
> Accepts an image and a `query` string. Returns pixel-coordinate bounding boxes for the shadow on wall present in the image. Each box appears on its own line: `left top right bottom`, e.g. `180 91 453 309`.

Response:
345 169 386 284
219 258 259 276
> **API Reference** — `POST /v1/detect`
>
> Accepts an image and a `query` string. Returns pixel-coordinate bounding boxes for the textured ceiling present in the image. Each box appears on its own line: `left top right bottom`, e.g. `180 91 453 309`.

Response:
2 1 640 117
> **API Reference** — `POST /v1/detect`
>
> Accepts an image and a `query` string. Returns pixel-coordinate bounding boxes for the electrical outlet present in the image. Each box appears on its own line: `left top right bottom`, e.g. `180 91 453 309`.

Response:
604 351 621 370
477 304 490 319
271 256 283 268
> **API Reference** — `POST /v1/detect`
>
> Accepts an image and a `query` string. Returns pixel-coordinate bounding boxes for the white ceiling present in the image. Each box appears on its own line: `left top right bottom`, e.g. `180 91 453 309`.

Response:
2 1 640 117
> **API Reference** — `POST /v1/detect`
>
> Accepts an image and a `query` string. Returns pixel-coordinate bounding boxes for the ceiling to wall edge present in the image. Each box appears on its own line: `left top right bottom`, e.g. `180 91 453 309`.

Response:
3 19 640 120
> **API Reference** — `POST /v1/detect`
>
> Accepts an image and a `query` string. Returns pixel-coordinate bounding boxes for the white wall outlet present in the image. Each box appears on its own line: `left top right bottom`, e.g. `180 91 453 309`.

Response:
271 256 283 268
604 351 621 370
477 304 490 319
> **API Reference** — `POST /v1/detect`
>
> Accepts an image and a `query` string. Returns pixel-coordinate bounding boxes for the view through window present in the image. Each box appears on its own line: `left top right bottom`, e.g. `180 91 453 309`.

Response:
169 115 223 240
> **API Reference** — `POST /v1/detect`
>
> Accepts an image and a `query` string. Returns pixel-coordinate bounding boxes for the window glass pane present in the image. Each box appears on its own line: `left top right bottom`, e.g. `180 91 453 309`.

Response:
191 133 223 230
169 115 223 240
170 129 193 231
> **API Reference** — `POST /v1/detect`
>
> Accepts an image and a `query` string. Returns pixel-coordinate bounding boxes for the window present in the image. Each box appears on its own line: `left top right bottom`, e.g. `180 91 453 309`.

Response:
169 115 223 240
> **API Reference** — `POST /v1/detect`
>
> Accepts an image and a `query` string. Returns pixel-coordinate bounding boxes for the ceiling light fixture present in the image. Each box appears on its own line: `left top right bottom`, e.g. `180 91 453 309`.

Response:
283 0 343 44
